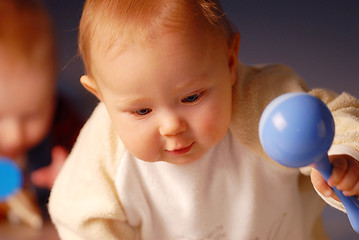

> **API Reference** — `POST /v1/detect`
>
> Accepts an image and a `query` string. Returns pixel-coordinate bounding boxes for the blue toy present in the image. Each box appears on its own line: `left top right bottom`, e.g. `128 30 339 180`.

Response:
0 157 23 202
259 92 359 234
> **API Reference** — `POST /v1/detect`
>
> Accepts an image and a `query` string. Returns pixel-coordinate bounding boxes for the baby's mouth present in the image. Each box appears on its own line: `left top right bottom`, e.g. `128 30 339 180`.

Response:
165 142 194 156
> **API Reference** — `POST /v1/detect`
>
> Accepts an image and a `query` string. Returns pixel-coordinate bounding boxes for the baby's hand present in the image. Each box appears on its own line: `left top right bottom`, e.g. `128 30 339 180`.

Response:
311 154 359 201
31 145 68 189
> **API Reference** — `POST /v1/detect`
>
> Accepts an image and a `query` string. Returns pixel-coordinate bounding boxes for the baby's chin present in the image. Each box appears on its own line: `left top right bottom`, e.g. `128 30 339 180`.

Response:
162 156 200 165
0 150 26 161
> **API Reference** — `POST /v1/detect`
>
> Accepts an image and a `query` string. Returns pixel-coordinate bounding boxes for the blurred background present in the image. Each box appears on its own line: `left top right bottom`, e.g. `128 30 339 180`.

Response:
44 0 359 239
44 0 359 118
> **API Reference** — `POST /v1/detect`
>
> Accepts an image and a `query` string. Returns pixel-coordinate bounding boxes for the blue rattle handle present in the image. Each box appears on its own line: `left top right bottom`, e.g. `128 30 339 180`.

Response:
259 92 359 234
315 155 359 233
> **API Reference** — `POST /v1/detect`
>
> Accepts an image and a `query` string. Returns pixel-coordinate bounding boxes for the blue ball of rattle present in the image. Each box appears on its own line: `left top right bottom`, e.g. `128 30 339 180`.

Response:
259 92 335 168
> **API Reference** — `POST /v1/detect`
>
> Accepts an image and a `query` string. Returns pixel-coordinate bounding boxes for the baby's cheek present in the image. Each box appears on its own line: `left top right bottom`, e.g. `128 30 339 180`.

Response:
199 116 229 146
122 134 160 162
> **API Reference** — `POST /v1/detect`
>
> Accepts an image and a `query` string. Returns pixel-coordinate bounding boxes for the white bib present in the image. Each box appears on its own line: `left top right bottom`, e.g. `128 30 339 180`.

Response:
116 131 313 240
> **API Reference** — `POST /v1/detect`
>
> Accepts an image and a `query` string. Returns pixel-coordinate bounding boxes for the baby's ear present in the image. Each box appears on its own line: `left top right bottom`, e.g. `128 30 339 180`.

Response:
80 75 102 101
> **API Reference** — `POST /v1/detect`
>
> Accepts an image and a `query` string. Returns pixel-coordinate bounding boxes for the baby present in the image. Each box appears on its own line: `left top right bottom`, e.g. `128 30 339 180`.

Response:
49 0 359 239
0 0 83 228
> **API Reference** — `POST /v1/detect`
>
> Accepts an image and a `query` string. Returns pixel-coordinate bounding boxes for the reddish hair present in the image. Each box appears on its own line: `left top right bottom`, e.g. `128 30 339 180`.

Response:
0 0 55 67
78 0 235 77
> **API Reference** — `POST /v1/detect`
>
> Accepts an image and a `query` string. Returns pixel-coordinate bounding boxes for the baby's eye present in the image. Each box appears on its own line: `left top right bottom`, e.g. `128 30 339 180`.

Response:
134 108 152 116
181 92 202 103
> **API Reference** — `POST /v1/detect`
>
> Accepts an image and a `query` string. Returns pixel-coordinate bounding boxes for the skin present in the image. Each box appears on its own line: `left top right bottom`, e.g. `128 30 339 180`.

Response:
82 25 240 165
31 145 68 189
0 46 55 160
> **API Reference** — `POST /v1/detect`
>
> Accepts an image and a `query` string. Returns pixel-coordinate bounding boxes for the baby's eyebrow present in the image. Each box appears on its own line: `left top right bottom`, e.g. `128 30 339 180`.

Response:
116 96 152 108
172 74 208 91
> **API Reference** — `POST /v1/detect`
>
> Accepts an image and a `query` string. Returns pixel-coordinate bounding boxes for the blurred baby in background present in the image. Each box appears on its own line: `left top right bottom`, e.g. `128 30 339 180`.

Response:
0 0 84 228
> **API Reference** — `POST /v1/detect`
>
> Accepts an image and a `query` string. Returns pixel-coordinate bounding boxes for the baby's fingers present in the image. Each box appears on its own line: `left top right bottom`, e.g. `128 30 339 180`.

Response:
311 168 339 201
328 155 348 187
343 181 359 197
329 155 359 197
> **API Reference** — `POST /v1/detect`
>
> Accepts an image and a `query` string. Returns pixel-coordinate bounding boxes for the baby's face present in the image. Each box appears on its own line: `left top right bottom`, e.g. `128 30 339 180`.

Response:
89 28 239 164
0 47 55 159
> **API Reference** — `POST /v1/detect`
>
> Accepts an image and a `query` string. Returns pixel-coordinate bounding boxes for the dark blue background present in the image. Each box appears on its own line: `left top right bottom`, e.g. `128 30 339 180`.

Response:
44 1 359 239
44 0 359 119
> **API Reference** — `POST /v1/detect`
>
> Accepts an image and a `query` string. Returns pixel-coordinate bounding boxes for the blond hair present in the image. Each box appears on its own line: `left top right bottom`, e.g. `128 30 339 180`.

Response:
0 0 55 67
78 0 235 77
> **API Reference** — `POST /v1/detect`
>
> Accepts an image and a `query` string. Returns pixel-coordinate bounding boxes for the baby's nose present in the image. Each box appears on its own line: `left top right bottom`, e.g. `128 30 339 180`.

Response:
0 119 25 158
159 112 188 137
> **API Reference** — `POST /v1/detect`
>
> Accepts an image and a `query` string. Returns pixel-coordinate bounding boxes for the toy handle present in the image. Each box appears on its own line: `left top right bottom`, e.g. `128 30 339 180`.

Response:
315 154 359 233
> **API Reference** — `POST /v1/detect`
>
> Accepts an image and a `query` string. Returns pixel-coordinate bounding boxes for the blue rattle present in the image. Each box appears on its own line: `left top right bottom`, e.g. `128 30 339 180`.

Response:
259 92 359 234
0 157 23 202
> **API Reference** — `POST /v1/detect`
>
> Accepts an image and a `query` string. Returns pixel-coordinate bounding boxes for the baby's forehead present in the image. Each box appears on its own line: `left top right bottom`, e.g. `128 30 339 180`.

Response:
0 36 54 70
91 24 226 84
0 44 54 88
